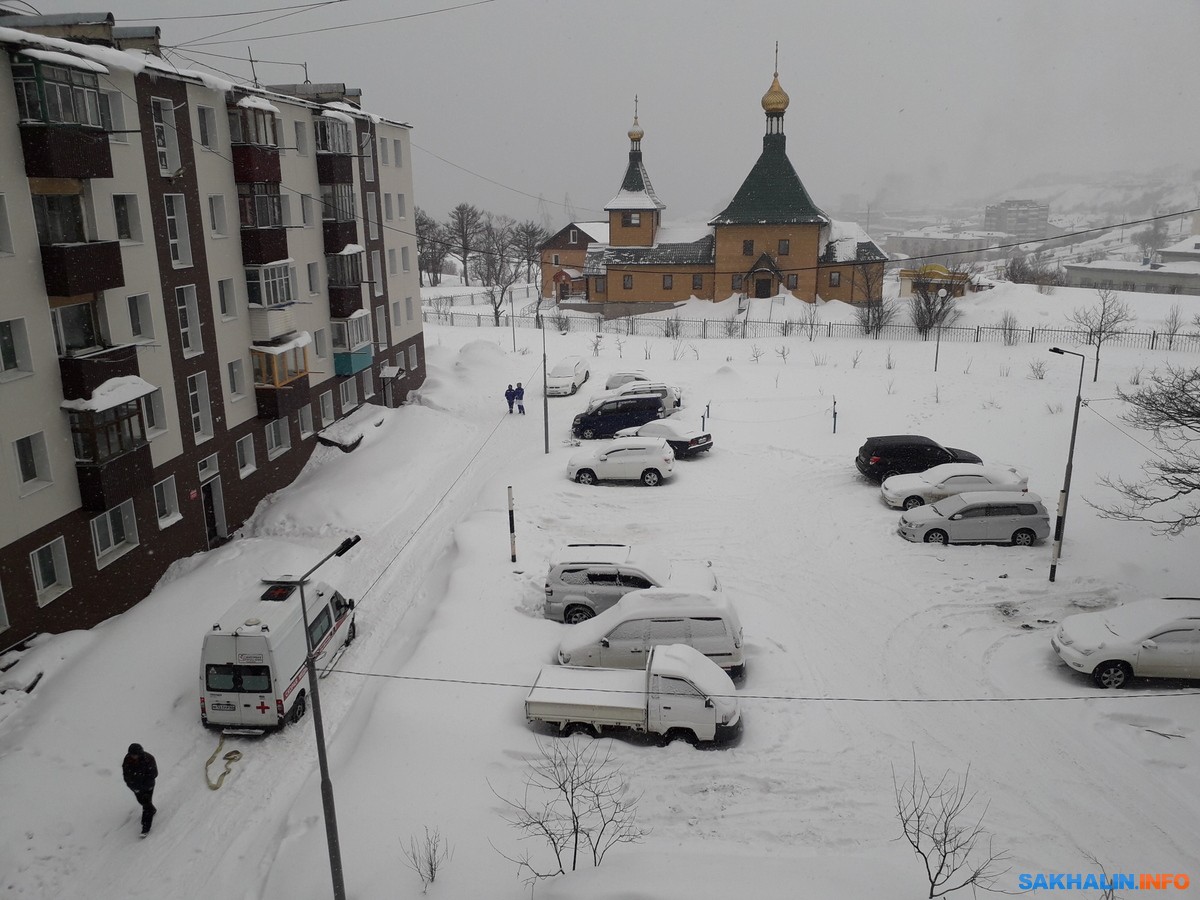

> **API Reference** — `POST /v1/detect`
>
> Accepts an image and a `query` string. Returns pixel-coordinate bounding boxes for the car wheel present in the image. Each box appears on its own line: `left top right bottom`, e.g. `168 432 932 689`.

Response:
347 620 357 643
575 469 597 485
581 427 597 440
924 529 948 545
884 469 901 480
1011 528 1036 547
1092 660 1133 689
641 468 662 487
564 605 595 624
291 691 307 723
562 721 597 738
903 496 925 511
570 382 578 395
660 727 698 747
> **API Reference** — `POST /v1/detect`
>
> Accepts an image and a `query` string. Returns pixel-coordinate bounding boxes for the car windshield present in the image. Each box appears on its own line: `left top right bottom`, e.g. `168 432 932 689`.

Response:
929 494 968 517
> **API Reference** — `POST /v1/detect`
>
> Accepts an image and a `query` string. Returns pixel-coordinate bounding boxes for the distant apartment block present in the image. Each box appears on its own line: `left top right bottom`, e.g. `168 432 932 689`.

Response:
0 13 425 647
885 228 1007 263
983 200 1049 242
1064 233 1200 296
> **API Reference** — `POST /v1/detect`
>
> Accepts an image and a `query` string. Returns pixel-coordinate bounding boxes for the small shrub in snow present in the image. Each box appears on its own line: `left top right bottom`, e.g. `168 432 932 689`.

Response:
962 358 973 375
776 345 791 364
999 364 1010 378
671 339 686 361
999 310 1021 346
723 315 742 338
643 341 652 360
401 826 452 893
886 378 896 395
1028 360 1047 380
750 345 764 364
551 311 570 333
663 316 683 338
811 352 828 367
885 348 896 370
851 350 862 369
590 334 603 357
1046 401 1064 414
1128 365 1143 386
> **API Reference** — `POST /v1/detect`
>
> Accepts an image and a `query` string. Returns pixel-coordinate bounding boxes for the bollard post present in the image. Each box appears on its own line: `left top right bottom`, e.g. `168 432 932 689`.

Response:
832 397 837 434
508 486 517 563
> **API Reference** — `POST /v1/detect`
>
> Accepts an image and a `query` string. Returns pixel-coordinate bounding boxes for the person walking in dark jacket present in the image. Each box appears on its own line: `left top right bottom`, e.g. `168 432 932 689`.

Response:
123 743 158 835
514 382 525 414
504 384 515 413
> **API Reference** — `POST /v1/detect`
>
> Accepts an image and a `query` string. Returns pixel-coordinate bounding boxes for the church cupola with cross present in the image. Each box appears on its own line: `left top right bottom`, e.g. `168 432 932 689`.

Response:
604 97 665 248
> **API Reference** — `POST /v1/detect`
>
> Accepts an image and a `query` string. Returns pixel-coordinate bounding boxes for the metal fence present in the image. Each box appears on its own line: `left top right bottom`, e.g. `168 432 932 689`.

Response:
421 308 1200 354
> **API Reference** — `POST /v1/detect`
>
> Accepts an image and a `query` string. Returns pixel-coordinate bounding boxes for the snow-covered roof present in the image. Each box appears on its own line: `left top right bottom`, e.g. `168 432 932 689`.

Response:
253 331 312 355
651 644 734 699
1065 259 1200 275
236 95 280 116
320 107 357 126
59 375 156 412
19 48 108 73
336 243 365 256
574 221 609 244
604 189 662 211
656 223 714 244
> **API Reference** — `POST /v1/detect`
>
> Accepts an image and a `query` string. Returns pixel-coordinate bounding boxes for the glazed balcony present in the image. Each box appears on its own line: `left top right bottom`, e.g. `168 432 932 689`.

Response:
240 227 289 266
76 443 152 512
316 153 353 185
41 240 124 296
328 285 363 319
255 374 312 420
232 143 281 183
249 303 298 342
20 123 112 179
58 344 139 402
334 347 373 376
323 220 359 255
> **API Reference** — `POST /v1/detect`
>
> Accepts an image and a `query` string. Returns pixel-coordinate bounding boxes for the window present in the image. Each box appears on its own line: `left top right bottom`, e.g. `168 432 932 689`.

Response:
266 417 291 457
778 239 790 256
319 390 335 426
301 194 313 226
361 132 375 182
569 229 578 244
662 275 673 290
14 432 51 491
127 294 153 340
113 194 142 242
228 359 245 398
405 297 414 320
692 274 703 292
372 250 383 295
30 537 71 605
743 239 754 256
164 194 192 266
732 275 743 291
396 193 406 218
391 300 401 323
51 301 101 356
13 60 102 127
384 193 393 221
393 139 402 165
313 328 329 359
379 136 389 165
245 263 295 307
621 211 641 227
235 434 256 475
401 246 410 272
374 304 388 347
91 499 138 566
217 278 236 318
595 276 606 293
407 345 418 371
187 373 213 440
1 318 33 378
151 97 181 175
293 120 308 156
0 195 12 254
308 605 333 648
68 401 146 463
99 90 126 142
366 193 379 239
238 183 282 229
279 194 292 227
622 274 633 290
786 273 798 290
331 315 371 351
362 368 375 399
298 405 314 437
320 183 356 222
829 271 841 287
141 388 166 437
251 345 308 387
339 377 358 410
153 476 180 527
388 248 397 274
176 285 201 354
32 193 85 244
197 106 217 149
314 117 352 154
227 105 277 146
327 251 363 287
208 194 228 237
197 453 218 481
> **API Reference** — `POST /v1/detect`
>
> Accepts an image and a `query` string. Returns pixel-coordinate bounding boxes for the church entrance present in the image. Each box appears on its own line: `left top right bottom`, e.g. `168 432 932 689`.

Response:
754 277 772 299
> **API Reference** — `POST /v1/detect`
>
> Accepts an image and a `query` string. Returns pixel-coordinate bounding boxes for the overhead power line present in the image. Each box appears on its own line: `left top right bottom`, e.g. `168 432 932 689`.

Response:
120 1 346 22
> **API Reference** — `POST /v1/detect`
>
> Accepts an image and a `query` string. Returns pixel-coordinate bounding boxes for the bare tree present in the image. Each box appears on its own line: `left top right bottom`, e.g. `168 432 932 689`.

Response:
997 310 1021 347
492 737 649 886
446 202 484 287
800 301 821 341
1069 289 1135 382
894 752 1011 898
1089 364 1200 535
1161 302 1183 351
513 219 550 288
907 269 964 337
854 297 899 337
1004 251 1066 292
1133 217 1168 256
775 345 791 364
401 826 452 893
415 207 450 287
471 214 523 326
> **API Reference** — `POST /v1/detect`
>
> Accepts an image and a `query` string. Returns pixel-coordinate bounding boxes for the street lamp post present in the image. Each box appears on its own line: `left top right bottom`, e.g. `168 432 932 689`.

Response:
270 534 361 900
508 291 517 353
933 288 947 372
538 306 549 454
1048 347 1086 582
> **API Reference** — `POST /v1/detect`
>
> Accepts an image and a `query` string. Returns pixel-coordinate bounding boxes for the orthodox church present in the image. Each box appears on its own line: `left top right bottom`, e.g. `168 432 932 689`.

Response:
539 70 886 311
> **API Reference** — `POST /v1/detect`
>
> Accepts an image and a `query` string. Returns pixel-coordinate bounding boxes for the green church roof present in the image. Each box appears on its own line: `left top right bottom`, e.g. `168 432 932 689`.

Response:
709 134 828 227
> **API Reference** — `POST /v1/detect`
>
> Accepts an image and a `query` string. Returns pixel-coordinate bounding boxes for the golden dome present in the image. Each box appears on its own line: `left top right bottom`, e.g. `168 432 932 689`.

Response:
628 114 644 142
761 72 789 114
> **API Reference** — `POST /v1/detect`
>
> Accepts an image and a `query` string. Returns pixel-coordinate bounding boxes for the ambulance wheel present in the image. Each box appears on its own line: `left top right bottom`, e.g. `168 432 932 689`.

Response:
291 691 307 723
347 620 357 643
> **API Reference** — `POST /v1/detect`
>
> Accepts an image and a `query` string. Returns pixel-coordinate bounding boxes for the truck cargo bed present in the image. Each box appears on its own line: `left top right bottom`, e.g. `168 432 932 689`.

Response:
525 665 647 727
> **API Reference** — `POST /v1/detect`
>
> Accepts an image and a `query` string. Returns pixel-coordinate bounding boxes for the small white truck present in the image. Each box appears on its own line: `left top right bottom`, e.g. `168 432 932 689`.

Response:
525 643 741 745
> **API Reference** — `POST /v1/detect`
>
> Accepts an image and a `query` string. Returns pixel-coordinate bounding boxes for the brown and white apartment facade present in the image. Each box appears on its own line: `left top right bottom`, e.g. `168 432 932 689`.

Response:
0 12 425 648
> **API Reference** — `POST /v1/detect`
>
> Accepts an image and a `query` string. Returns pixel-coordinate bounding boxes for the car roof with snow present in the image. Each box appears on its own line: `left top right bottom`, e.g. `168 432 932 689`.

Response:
921 463 1025 482
593 436 670 452
548 543 633 567
614 587 737 617
946 490 1045 505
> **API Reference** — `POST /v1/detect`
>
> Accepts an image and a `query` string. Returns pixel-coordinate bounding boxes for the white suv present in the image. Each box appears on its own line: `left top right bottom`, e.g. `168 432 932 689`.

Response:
543 543 720 624
567 437 674 486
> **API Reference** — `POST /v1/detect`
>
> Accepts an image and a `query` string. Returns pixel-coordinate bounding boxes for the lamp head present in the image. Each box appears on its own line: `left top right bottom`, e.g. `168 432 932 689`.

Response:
1049 347 1064 355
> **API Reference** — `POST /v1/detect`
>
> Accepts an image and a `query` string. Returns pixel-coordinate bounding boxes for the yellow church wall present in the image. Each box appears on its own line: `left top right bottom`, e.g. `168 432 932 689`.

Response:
713 223 823 300
608 210 657 247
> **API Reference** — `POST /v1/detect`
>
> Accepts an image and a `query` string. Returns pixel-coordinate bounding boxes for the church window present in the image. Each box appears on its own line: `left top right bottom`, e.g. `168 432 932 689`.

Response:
692 274 703 291
622 275 633 290
621 212 641 227
829 272 841 287
662 275 673 290
742 240 754 256
732 275 743 291
778 239 790 256
786 274 798 289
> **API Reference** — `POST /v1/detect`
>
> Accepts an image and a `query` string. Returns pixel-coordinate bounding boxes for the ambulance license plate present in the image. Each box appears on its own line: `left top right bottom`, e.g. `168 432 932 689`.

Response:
211 702 236 711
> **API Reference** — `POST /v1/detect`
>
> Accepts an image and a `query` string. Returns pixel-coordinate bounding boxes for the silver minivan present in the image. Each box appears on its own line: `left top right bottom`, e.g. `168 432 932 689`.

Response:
897 490 1051 546
556 588 745 678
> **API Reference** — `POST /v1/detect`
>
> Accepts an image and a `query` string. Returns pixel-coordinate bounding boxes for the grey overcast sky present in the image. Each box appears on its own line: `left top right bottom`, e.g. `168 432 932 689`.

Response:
30 0 1200 228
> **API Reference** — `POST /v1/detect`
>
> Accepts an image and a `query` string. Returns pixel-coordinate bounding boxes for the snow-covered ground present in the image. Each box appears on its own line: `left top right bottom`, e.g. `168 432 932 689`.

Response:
2 283 1199 900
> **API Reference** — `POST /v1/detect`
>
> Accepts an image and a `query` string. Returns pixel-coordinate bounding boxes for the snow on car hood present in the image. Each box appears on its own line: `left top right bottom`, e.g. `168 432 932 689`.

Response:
667 560 720 591
880 472 932 494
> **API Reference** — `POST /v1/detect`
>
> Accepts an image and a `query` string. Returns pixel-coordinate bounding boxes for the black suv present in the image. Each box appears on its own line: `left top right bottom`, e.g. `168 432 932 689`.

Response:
855 434 982 482
572 395 667 440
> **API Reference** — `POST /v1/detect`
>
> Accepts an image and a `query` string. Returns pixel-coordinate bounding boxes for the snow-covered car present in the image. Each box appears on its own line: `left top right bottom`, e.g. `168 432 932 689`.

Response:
881 463 1028 510
546 356 590 395
566 437 674 486
587 380 681 411
604 371 649 390
615 417 712 458
897 491 1050 546
1051 597 1200 688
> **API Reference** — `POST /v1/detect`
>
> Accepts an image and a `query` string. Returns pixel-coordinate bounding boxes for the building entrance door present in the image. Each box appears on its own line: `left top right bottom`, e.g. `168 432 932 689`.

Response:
201 477 227 547
755 278 772 298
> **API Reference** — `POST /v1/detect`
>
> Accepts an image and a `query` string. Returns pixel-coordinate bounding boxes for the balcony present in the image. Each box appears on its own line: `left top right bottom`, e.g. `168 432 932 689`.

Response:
76 443 152 512
316 153 353 185
255 374 312 420
20 123 113 180
328 285 363 319
41 240 124 296
323 220 359 255
334 347 373 376
58 345 139 402
249 303 298 342
240 227 289 266
232 144 281 183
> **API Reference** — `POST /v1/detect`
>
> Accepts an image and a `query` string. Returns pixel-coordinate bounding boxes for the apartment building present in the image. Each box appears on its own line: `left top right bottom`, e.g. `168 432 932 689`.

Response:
0 14 425 648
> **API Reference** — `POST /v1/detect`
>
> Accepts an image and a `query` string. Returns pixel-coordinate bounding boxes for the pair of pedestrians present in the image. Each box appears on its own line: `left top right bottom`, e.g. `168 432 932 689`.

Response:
504 383 526 414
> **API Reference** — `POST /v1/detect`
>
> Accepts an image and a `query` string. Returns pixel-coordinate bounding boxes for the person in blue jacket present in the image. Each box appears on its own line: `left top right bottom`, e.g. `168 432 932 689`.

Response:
514 382 525 414
504 384 515 413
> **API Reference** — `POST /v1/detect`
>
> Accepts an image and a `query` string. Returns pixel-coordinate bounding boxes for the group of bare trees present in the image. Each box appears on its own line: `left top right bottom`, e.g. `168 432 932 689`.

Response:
415 203 549 300
1004 251 1067 292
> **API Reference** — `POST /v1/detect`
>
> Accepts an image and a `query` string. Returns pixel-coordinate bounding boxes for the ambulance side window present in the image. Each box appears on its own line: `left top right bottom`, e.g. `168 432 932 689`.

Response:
331 591 352 616
308 605 333 647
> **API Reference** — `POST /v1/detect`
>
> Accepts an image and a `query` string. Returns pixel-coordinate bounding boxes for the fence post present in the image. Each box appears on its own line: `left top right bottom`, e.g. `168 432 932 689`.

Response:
975 325 980 342
703 319 707 339
828 322 832 337
1150 330 1157 351
1030 326 1035 344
